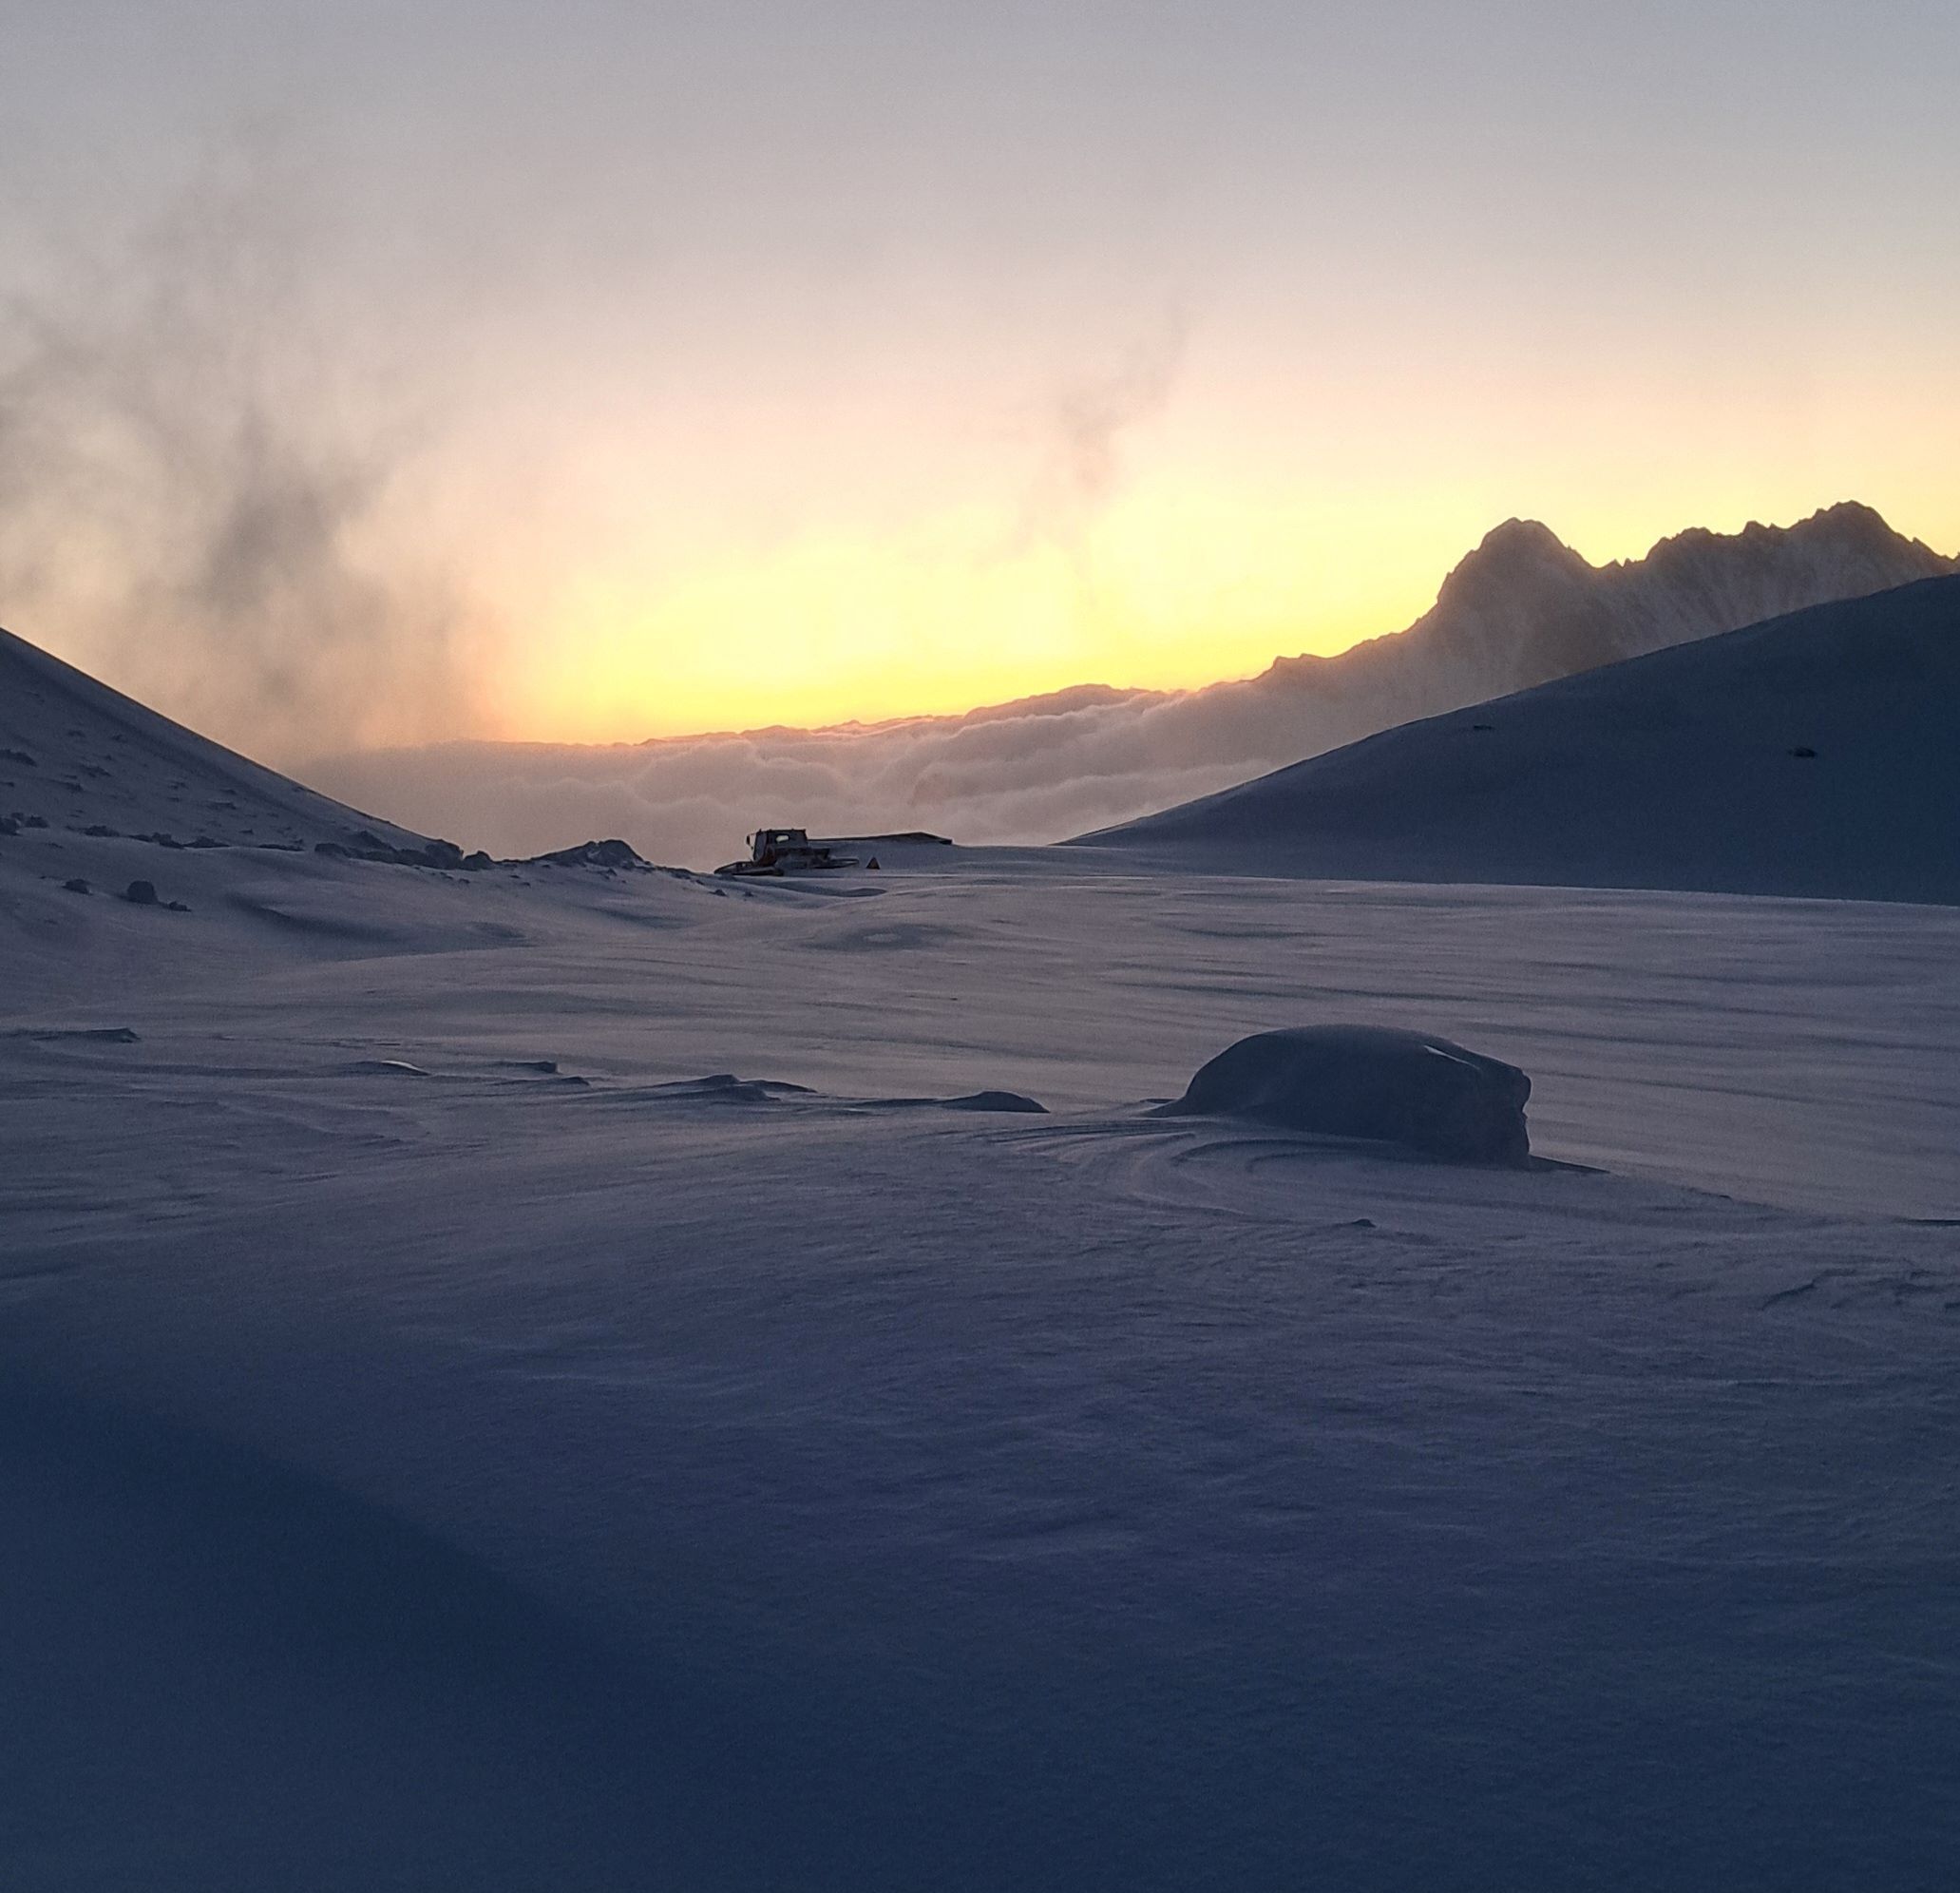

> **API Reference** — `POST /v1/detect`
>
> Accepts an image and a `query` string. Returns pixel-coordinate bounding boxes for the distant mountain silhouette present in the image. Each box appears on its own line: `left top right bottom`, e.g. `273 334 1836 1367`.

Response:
1082 574 1960 906
1302 499 1953 704
309 504 1956 868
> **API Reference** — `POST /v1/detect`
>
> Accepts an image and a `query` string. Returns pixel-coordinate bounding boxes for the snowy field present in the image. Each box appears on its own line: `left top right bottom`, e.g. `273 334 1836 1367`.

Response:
5 833 1959 1889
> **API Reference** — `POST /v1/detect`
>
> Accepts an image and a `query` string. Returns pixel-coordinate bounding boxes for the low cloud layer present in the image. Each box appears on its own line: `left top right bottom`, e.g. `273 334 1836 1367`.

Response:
309 502 1953 868
301 641 1521 870
314 679 1293 870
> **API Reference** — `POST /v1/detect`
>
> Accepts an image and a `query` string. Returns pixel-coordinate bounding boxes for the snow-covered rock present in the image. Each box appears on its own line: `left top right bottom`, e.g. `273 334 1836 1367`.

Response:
1156 1024 1532 1164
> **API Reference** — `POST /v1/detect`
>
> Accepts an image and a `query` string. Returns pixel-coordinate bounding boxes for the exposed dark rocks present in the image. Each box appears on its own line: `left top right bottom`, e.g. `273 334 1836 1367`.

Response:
525 838 652 870
317 831 494 870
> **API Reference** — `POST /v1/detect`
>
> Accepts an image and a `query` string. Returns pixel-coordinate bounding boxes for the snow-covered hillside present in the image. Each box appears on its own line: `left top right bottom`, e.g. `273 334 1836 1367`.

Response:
1087 574 1960 906
1 624 429 854
309 503 1952 866
5 632 1958 1890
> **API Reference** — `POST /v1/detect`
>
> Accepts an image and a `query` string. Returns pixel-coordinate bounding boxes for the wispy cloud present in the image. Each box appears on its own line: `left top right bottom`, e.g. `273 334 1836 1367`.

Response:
1014 307 1188 550
0 135 481 765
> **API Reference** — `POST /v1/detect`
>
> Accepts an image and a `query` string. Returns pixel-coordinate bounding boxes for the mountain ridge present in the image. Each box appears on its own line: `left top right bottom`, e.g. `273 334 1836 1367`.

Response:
1081 573 1960 906
297 501 1952 868
1258 500 1952 698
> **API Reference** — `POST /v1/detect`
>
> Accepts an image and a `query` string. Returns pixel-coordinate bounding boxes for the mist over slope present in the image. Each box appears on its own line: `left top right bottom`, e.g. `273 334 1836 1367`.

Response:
1084 576 1960 906
312 503 1951 867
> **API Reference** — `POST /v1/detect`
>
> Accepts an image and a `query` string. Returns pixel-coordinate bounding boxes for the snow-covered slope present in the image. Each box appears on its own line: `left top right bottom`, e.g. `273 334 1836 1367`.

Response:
1085 575 1960 906
5 606 1959 1890
4 830 1958 1891
310 503 1953 865
1 623 430 853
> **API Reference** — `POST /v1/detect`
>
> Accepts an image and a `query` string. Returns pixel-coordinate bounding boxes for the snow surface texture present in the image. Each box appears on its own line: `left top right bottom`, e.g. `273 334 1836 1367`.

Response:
1088 574 1960 906
0 625 428 854
5 643 1960 1890
307 503 1953 867
1158 1024 1532 1165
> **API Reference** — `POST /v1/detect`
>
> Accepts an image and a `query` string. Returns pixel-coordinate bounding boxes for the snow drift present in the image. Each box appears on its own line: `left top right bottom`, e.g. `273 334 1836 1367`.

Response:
4 665 1958 1886
1084 575 1960 906
1157 1025 1532 1165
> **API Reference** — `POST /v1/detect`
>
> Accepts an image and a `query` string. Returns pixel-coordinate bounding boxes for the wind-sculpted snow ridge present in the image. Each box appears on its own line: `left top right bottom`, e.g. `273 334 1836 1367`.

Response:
309 503 1953 866
1156 1024 1531 1164
1084 575 1960 906
615 1072 1048 1113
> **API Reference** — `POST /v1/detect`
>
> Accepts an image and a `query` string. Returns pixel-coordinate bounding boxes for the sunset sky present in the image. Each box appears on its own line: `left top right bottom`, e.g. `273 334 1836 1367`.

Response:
5 0 1957 751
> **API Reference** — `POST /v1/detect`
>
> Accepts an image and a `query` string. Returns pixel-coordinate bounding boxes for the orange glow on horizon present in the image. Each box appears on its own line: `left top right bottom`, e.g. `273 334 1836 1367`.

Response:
427 304 1960 750
489 489 1477 742
479 468 1958 746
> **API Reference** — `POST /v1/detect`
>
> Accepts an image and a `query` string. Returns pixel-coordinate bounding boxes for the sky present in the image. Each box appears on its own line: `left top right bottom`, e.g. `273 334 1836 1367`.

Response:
3 0 1957 759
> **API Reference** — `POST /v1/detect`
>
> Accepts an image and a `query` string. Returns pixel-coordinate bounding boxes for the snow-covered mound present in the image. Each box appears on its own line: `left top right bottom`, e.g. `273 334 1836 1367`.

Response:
0 624 431 853
311 502 1953 866
1156 1024 1532 1164
3 813 1957 1885
1083 575 1960 906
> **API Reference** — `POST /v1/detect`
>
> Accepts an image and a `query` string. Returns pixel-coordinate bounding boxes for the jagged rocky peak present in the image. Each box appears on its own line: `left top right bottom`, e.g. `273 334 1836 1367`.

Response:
1434 518 1593 610
1804 498 1895 542
1639 501 1951 574
1784 499 1931 555
1797 500 1957 571
1475 516 1575 558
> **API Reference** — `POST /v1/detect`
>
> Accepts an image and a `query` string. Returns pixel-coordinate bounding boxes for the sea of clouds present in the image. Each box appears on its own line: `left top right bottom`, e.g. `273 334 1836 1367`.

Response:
307 674 1348 868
